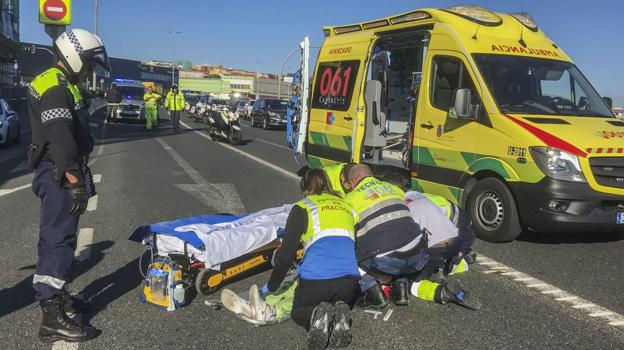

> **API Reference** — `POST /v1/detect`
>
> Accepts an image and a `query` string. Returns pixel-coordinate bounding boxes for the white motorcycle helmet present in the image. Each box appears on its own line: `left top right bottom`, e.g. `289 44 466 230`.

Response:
54 28 110 79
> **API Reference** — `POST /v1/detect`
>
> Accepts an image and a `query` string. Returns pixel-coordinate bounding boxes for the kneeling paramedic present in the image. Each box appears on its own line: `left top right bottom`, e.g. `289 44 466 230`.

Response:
264 168 360 350
27 29 109 343
343 164 478 310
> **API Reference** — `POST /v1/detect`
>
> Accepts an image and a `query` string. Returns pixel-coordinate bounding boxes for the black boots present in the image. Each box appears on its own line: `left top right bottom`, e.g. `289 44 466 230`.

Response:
39 296 100 343
390 281 409 306
357 283 388 309
63 293 94 314
436 280 481 310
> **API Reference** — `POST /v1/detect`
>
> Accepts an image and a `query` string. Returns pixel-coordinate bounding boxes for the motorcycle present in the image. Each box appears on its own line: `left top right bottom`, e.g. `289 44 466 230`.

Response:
205 106 243 145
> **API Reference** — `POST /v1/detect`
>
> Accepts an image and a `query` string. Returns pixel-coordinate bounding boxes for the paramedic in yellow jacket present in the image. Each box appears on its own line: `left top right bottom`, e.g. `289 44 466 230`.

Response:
143 86 161 130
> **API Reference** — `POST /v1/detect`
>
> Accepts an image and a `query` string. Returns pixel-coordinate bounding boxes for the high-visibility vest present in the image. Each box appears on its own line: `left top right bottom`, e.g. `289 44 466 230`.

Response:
165 91 186 111
323 163 346 197
30 67 83 109
295 193 359 280
344 176 421 261
144 92 160 109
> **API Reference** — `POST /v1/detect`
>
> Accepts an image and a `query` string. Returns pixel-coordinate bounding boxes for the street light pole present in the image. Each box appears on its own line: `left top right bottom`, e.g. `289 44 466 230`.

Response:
255 61 262 99
169 31 182 86
92 0 99 91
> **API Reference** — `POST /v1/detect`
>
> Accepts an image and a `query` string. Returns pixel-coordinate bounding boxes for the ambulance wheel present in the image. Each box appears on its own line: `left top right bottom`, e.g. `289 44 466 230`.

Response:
467 177 522 243
195 269 223 295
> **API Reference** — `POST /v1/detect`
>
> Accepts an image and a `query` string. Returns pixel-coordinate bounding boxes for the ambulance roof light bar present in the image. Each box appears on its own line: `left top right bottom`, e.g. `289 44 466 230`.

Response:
510 12 539 32
444 5 502 26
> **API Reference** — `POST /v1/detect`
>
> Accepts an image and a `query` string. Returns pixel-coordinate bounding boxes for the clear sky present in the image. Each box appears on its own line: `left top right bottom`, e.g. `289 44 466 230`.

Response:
21 0 624 106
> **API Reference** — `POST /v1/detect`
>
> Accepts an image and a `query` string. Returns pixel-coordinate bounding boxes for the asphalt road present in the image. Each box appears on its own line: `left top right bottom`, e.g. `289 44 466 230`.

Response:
0 110 623 349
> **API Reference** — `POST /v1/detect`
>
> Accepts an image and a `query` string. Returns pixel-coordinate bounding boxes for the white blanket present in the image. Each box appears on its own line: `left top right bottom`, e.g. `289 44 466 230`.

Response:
147 204 292 270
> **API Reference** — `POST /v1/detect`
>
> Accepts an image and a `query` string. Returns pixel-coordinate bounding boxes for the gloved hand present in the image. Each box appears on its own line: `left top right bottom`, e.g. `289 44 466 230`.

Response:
69 182 89 216
260 283 269 295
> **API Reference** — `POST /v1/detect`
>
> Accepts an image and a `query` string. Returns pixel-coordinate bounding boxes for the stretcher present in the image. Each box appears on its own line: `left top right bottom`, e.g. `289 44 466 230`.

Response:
130 205 302 296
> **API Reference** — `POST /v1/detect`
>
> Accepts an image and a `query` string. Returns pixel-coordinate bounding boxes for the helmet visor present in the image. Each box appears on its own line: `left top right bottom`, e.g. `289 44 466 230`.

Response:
82 46 111 72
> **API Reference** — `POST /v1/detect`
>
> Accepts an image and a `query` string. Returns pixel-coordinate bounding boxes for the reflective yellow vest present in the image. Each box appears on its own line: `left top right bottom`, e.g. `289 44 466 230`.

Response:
295 193 360 280
144 92 161 110
165 91 185 111
323 163 346 197
30 67 83 109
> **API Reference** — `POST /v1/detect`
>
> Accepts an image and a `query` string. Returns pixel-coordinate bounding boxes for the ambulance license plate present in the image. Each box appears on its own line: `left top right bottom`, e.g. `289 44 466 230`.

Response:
617 212 624 224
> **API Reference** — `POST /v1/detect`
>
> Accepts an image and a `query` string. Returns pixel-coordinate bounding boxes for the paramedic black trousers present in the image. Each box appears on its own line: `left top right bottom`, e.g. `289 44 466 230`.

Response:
291 277 360 329
31 161 79 301
170 110 181 132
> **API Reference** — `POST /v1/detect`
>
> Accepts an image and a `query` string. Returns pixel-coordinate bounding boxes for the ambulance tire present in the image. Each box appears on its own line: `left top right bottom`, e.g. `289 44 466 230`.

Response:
468 177 522 243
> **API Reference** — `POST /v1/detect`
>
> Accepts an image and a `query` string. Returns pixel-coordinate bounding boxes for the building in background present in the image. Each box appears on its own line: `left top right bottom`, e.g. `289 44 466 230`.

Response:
0 0 19 107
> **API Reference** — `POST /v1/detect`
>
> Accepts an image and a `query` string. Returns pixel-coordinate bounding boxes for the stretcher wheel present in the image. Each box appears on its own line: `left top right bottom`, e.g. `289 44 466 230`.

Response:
196 268 224 295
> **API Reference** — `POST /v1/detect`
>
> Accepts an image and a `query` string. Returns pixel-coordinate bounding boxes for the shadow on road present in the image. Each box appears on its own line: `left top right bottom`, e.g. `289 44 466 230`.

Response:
0 240 114 319
517 230 624 244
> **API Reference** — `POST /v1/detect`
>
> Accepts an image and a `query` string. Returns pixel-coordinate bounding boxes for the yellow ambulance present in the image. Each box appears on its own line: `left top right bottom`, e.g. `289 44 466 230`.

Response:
302 5 624 242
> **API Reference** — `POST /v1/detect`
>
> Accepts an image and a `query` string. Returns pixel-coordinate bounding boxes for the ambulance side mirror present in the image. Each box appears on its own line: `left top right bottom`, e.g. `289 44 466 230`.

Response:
365 80 382 126
450 88 473 120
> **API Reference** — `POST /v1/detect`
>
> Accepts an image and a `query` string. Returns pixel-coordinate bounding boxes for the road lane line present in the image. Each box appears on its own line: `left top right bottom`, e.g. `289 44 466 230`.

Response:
254 138 292 151
476 256 624 328
589 311 614 317
185 119 624 330
87 195 99 212
156 137 247 214
181 121 299 181
556 296 579 301
93 174 102 183
52 341 79 350
74 228 94 262
0 183 31 197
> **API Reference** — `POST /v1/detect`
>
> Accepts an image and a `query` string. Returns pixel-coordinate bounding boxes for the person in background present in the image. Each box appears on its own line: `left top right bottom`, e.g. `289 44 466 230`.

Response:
165 84 185 133
105 83 122 120
143 86 161 130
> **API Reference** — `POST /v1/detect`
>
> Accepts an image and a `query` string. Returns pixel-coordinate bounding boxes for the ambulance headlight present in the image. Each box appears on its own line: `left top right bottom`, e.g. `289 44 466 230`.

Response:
530 147 586 183
445 5 502 26
510 12 538 32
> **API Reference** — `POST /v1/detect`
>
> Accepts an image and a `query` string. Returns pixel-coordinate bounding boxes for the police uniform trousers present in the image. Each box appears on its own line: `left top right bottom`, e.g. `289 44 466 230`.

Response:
31 161 79 301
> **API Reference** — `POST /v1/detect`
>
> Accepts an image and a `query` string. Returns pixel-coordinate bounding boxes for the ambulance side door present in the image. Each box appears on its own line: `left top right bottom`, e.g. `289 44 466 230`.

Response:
414 51 483 198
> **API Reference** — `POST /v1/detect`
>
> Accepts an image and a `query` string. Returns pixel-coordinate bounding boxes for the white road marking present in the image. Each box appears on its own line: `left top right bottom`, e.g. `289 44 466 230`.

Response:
156 137 247 214
93 174 102 183
52 341 79 350
0 183 31 197
74 228 94 262
556 296 578 301
589 311 614 318
254 138 292 151
476 256 624 328
87 194 99 212
181 121 299 181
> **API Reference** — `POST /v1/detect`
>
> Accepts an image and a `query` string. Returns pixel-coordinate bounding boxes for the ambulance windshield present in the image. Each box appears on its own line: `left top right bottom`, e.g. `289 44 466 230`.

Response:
474 54 613 118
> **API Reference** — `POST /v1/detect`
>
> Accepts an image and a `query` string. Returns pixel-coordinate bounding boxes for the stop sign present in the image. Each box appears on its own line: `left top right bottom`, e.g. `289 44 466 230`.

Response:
42 0 67 21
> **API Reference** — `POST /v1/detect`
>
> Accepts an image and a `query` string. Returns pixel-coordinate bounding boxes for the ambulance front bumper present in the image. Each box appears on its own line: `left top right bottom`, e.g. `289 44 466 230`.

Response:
510 178 624 233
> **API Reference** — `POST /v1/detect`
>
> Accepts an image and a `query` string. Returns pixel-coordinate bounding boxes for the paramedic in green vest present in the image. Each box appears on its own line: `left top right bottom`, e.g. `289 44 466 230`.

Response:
264 168 360 350
322 163 347 197
343 164 479 310
165 84 185 133
144 86 161 130
27 29 109 343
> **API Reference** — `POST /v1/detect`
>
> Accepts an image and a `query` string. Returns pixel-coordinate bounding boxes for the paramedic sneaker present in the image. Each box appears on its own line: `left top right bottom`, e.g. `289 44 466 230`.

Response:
220 289 253 318
307 302 334 350
329 301 352 348
439 280 481 310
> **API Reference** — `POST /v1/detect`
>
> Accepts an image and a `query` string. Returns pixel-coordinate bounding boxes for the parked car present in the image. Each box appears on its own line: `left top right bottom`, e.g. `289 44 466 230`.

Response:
0 98 20 145
244 99 255 119
250 99 288 129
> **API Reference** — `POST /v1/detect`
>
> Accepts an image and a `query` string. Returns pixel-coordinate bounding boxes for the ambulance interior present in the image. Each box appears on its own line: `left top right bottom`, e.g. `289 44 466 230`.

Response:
362 29 430 168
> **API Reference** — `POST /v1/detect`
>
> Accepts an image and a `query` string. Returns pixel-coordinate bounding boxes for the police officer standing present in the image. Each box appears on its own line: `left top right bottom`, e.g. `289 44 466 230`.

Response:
27 29 110 343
